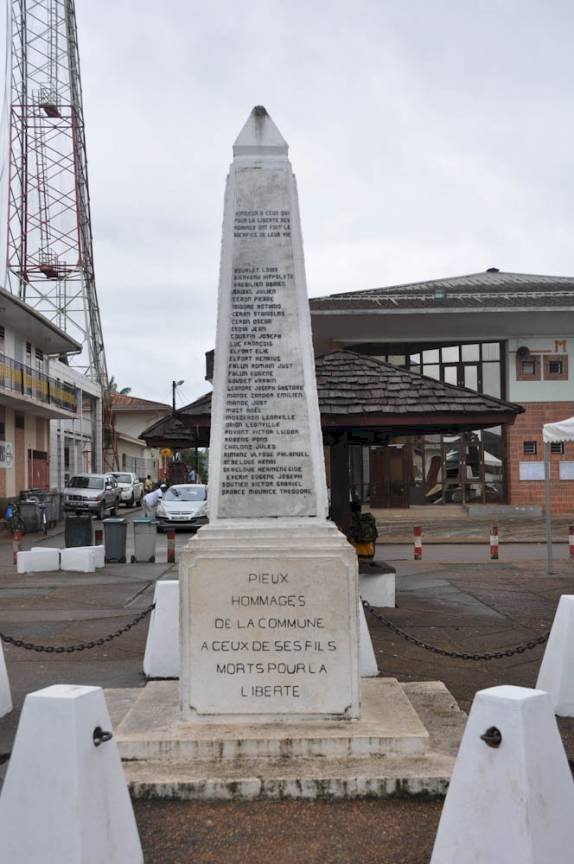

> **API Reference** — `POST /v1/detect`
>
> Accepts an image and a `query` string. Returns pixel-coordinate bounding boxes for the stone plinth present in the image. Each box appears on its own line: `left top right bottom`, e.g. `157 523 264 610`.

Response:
180 520 360 721
108 679 466 801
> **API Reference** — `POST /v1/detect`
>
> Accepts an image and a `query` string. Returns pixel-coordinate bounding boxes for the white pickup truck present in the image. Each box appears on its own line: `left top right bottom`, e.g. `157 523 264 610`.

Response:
111 472 144 508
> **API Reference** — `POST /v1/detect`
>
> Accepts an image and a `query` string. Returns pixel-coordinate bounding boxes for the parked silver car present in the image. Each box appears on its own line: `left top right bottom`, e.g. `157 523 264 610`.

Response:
111 472 144 508
63 473 120 520
156 484 208 531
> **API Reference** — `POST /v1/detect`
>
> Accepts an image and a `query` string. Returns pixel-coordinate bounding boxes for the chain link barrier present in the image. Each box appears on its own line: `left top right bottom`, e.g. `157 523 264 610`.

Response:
0 603 155 654
362 598 550 661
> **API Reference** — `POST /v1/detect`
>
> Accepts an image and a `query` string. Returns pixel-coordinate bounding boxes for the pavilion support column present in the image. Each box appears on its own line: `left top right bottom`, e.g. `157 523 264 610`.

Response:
330 432 351 536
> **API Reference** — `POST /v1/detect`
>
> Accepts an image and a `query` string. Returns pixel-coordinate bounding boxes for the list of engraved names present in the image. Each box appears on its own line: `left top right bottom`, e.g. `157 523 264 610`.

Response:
218 171 317 517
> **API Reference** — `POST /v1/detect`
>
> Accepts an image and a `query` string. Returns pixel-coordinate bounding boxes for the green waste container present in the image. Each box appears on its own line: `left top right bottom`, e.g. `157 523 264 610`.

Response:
131 518 157 563
103 517 128 563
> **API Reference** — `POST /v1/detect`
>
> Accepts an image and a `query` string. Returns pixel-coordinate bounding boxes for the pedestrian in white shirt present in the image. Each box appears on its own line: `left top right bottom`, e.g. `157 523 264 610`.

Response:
142 484 166 518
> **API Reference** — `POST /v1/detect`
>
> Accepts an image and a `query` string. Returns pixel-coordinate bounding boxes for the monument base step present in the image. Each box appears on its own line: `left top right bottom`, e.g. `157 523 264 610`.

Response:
123 752 455 801
107 679 466 800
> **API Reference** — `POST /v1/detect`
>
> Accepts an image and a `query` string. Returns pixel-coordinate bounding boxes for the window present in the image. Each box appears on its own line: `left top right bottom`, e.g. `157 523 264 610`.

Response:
516 354 540 381
35 348 43 361
523 441 537 456
15 413 25 429
25 341 31 355
551 442 565 455
544 355 568 381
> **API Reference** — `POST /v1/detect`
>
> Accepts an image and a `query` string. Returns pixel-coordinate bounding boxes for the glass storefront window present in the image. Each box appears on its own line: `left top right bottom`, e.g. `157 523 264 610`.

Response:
482 363 501 397
461 344 480 361
441 346 459 362
482 342 500 361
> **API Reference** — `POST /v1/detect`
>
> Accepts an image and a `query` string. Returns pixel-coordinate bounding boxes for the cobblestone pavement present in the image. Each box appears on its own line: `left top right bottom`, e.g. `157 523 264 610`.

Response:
1 521 573 863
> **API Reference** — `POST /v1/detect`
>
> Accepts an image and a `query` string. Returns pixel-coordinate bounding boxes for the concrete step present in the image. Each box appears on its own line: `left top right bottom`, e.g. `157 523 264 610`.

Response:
114 678 430 762
123 751 455 801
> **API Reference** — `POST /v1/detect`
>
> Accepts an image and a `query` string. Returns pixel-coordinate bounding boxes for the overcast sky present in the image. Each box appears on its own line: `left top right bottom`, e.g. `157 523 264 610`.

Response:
6 1 574 405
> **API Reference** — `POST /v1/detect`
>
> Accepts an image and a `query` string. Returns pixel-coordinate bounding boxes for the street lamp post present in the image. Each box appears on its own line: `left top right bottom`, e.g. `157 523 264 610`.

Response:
172 379 184 412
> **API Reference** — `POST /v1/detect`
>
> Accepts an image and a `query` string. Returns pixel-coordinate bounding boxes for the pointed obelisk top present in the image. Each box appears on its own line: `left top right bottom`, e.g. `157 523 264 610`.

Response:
233 105 289 159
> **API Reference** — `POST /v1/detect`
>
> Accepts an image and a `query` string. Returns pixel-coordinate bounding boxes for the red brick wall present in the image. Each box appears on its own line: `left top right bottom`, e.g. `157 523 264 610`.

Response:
507 402 574 513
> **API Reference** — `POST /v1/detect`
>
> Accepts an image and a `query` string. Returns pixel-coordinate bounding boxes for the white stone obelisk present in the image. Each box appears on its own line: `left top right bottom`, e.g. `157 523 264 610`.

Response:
180 107 359 721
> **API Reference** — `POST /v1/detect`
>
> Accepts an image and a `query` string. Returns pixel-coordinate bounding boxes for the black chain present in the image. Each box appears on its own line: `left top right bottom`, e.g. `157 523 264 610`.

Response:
0 603 155 654
362 599 550 661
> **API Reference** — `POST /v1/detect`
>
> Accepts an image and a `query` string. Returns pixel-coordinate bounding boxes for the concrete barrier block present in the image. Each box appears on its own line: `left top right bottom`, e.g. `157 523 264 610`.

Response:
536 594 574 716
16 548 60 573
143 580 180 678
359 602 379 677
430 685 574 864
0 684 143 863
61 546 96 573
86 545 105 568
0 641 12 718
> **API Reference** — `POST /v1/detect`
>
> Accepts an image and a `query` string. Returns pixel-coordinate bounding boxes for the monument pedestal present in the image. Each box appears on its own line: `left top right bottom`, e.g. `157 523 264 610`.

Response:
109 679 466 800
179 519 360 722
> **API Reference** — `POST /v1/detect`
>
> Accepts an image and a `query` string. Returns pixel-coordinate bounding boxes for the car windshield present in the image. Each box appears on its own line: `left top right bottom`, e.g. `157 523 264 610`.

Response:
113 473 132 483
68 476 104 490
164 486 206 502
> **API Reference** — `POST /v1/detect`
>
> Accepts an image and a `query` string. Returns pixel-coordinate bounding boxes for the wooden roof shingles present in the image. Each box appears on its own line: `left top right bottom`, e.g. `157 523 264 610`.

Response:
140 350 523 447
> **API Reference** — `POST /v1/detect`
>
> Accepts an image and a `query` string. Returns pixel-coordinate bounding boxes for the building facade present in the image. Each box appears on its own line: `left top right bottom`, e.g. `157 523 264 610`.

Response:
0 286 83 501
111 394 171 480
310 270 574 512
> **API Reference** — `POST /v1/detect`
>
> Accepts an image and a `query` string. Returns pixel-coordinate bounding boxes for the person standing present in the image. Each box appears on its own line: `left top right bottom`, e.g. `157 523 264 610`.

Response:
142 484 166 518
144 475 153 494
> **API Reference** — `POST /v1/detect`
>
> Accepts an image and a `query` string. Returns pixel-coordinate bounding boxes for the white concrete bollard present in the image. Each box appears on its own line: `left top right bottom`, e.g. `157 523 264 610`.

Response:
536 594 574 715
60 546 97 572
143 580 180 678
359 571 395 607
0 641 12 718
0 684 143 863
430 685 574 864
359 601 379 677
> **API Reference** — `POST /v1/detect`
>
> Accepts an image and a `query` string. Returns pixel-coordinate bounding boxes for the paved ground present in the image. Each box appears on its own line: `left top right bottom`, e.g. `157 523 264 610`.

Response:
1 514 573 863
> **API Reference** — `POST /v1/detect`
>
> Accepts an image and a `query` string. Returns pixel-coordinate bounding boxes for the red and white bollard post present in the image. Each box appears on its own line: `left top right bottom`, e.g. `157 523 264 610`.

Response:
490 526 499 560
413 526 422 560
12 529 22 565
569 526 574 560
167 528 176 564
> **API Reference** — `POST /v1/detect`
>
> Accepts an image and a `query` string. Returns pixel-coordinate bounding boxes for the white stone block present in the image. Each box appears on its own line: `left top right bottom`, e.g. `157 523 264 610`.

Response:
86 545 105 568
359 570 395 607
359 602 379 677
0 641 12 718
16 547 60 573
61 546 96 573
430 685 574 864
143 580 180 678
536 594 574 715
0 684 143 863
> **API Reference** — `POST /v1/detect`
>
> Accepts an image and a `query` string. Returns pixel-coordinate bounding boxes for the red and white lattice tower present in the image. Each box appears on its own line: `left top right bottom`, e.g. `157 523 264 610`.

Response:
5 0 107 387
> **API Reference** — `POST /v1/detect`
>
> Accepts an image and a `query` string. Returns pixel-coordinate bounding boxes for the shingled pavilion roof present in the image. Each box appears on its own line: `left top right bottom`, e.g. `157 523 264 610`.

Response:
309 270 574 311
140 350 523 448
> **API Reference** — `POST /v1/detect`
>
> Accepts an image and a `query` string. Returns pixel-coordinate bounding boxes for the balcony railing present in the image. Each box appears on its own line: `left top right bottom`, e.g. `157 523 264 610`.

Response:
0 353 78 414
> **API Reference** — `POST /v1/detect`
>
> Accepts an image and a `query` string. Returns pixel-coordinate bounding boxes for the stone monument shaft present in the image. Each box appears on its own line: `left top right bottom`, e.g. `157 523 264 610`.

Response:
209 106 328 520
180 107 359 721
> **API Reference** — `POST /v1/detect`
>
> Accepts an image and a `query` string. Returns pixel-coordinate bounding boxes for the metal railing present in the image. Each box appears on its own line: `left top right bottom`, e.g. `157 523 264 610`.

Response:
0 353 78 413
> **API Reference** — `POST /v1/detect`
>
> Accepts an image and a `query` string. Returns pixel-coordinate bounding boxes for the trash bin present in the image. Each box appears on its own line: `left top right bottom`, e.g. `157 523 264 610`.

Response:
103 517 128 563
19 500 40 533
65 514 94 548
131 518 157 563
